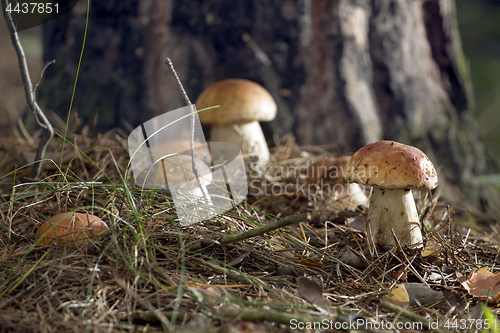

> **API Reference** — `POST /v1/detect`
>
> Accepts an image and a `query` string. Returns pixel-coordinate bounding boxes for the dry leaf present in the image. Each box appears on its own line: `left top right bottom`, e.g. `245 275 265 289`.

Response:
386 284 410 304
297 277 331 309
295 255 324 268
347 216 365 232
422 241 442 258
457 267 500 301
404 283 445 307
338 245 367 269
386 283 446 307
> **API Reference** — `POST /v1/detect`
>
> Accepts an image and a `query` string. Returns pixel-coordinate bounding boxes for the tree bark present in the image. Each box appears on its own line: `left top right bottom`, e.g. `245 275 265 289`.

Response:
40 0 499 215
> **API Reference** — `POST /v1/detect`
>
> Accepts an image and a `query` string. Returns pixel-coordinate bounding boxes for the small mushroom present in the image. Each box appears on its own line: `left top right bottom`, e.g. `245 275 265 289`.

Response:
35 213 109 248
154 154 213 204
153 139 212 164
343 141 438 249
154 154 214 225
306 156 368 210
196 79 277 165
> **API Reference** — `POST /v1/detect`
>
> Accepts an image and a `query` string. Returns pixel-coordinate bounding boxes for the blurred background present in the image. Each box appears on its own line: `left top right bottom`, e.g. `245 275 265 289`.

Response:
456 0 500 166
0 0 499 215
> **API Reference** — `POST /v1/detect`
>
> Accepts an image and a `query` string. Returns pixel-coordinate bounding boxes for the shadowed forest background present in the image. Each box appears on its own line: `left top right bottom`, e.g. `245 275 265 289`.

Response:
0 0 499 219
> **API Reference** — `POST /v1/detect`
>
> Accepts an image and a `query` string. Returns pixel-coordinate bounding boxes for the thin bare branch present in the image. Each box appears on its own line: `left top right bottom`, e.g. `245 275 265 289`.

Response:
1 0 54 179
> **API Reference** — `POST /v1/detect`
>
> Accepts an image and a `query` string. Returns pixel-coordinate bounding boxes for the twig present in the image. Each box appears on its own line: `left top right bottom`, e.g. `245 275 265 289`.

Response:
380 301 451 333
390 229 429 286
1 0 54 179
219 212 310 245
218 305 327 325
217 306 387 333
194 257 267 289
193 257 283 299
34 60 55 94
131 310 189 324
165 58 208 203
187 213 310 252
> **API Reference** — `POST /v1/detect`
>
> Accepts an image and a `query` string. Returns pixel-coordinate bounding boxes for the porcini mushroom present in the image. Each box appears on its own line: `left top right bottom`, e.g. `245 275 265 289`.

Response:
35 213 109 248
306 156 368 210
153 154 214 225
153 139 212 164
195 79 277 165
343 141 438 249
153 154 213 204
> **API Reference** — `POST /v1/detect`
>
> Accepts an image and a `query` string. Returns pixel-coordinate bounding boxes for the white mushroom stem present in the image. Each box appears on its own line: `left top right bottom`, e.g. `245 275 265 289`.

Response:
179 182 212 206
209 121 270 165
367 187 422 248
175 180 214 226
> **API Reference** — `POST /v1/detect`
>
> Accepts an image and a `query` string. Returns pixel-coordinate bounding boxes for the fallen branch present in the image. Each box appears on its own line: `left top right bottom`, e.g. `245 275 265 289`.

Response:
381 301 451 333
187 213 310 252
219 212 311 245
193 257 276 296
132 310 189 324
217 306 387 333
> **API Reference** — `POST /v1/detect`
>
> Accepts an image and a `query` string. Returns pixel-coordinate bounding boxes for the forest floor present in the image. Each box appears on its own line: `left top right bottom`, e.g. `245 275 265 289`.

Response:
0 128 500 333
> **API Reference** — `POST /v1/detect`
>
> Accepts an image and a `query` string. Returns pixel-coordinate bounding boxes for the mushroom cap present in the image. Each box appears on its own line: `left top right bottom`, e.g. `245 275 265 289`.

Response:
35 213 109 248
196 79 277 126
343 141 438 190
306 156 351 185
153 140 212 164
156 155 212 187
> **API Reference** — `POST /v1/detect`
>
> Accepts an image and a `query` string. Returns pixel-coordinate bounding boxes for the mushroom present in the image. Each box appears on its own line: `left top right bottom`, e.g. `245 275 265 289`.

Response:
306 156 368 210
154 154 212 202
343 141 438 249
153 139 212 165
35 213 109 248
153 154 214 225
195 79 277 165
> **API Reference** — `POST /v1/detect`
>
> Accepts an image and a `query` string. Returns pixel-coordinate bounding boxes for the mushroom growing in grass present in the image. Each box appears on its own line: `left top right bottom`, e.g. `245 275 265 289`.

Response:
343 141 438 249
154 154 213 204
35 213 109 248
196 79 277 165
306 156 368 210
153 139 212 165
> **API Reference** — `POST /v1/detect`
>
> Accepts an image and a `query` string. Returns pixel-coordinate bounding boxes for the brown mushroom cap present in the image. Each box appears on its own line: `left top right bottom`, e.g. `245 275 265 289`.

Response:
195 79 277 126
343 141 438 190
153 140 212 164
306 156 351 185
35 213 109 248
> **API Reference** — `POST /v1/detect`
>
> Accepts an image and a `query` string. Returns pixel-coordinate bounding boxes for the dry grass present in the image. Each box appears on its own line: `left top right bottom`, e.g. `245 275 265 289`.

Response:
0 130 499 333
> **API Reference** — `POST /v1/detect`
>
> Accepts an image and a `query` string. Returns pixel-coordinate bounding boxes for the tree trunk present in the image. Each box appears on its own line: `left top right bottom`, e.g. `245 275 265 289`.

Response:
40 0 499 216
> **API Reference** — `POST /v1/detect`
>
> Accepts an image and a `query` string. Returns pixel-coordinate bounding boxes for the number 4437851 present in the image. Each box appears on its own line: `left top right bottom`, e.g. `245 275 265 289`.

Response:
6 2 59 14
444 319 496 330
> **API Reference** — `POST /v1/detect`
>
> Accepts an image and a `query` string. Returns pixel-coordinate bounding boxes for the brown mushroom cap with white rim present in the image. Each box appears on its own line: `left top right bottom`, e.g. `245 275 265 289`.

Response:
343 141 438 190
196 79 277 126
343 141 438 249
